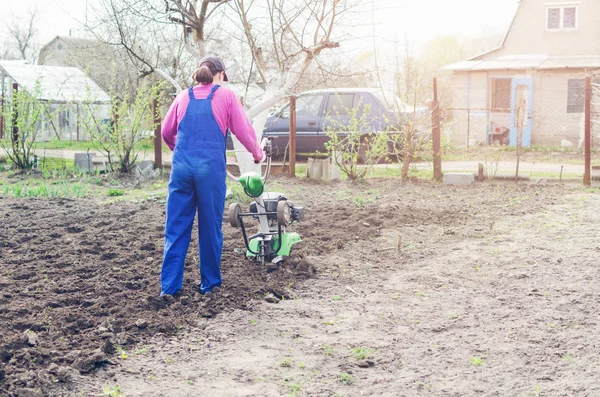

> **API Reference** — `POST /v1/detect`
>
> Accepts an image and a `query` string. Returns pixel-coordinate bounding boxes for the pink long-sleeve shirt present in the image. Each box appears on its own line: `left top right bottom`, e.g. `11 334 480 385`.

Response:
161 84 263 161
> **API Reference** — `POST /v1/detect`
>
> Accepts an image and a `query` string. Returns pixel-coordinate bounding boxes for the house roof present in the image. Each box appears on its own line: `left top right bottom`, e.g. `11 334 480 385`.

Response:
0 61 110 103
443 55 600 72
467 1 524 61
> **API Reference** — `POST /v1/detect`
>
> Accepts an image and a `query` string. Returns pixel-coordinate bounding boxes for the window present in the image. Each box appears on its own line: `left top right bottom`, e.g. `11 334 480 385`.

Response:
563 7 577 28
567 79 585 113
324 94 355 116
280 94 323 118
490 79 511 112
295 94 323 118
546 5 578 30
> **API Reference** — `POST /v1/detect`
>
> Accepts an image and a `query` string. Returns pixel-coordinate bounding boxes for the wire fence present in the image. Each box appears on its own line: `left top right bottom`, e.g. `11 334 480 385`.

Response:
436 73 600 181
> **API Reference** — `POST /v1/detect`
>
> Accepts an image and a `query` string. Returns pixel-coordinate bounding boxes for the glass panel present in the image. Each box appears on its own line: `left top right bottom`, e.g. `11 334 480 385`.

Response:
547 8 560 29
564 7 576 28
325 94 355 116
296 95 323 118
567 79 585 113
491 79 511 111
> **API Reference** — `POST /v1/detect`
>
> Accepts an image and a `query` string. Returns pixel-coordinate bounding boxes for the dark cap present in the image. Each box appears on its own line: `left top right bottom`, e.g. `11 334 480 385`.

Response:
199 56 228 81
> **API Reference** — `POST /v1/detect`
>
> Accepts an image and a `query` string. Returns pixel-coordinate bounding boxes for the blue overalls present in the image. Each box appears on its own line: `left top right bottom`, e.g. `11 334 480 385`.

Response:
161 85 226 295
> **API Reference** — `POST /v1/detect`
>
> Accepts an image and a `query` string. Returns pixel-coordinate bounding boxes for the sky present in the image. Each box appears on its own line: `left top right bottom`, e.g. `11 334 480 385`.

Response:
0 0 520 57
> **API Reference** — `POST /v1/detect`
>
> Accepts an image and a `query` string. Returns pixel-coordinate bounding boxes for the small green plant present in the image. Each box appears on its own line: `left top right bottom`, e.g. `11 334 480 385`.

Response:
470 356 485 366
448 312 458 319
134 348 149 355
322 345 334 356
561 354 576 362
108 188 125 197
298 362 305 369
325 320 335 326
350 346 376 360
82 81 166 173
1 80 47 171
324 97 389 180
337 372 354 385
249 319 257 325
332 295 342 301
287 383 301 397
416 291 425 297
280 358 293 368
103 385 124 397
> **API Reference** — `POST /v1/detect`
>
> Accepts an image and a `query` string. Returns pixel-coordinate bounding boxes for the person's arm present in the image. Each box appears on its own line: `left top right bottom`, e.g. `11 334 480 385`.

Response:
161 94 182 151
227 93 264 161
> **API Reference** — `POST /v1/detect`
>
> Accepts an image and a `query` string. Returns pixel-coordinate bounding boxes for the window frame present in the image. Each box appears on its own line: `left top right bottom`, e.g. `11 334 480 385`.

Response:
489 78 512 113
567 79 600 114
545 3 579 31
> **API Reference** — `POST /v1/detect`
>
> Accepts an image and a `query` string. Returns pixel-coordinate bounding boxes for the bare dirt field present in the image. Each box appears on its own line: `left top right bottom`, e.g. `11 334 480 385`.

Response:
2 177 600 397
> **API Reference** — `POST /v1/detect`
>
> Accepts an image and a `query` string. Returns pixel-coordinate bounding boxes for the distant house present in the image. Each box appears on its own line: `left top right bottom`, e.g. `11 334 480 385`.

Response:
443 0 600 148
0 61 111 141
38 36 122 93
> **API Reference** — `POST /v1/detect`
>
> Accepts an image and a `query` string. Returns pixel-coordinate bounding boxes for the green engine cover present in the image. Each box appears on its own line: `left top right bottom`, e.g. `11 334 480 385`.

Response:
247 232 302 258
239 172 264 197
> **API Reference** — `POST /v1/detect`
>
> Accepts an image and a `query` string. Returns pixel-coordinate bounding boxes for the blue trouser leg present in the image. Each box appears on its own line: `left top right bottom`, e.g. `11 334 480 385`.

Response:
161 168 197 295
195 173 226 293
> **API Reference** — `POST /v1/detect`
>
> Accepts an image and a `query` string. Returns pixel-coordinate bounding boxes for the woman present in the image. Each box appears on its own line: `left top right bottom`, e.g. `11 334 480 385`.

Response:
160 56 265 298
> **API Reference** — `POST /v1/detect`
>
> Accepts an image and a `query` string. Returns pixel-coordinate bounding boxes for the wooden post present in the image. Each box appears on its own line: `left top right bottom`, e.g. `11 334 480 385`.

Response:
515 98 525 183
289 95 296 177
0 70 5 139
466 108 471 150
152 97 162 169
584 76 592 186
12 83 18 146
431 78 442 181
76 104 80 141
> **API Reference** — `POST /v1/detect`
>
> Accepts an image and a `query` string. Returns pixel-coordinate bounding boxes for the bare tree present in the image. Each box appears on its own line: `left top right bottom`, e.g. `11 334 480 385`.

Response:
89 0 349 172
86 0 231 91
0 38 16 60
6 8 39 62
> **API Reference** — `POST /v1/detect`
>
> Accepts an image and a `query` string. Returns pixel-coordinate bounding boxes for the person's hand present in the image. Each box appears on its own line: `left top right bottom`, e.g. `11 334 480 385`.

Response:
254 150 267 164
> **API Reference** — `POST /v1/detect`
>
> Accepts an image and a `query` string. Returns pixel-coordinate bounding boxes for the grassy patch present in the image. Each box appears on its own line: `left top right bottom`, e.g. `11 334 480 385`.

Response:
337 372 353 385
34 138 166 152
349 346 376 360
1 181 88 198
103 386 124 397
470 356 486 366
107 188 125 197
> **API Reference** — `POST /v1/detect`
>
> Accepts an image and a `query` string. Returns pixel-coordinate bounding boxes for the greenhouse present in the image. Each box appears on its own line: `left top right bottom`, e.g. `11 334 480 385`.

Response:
0 61 111 141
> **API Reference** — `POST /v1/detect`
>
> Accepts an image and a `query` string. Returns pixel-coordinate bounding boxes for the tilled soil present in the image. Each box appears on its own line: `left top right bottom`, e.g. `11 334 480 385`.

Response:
0 193 316 396
2 177 598 396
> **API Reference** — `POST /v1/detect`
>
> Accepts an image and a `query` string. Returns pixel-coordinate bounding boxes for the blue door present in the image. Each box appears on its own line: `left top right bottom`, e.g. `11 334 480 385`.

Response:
510 78 533 147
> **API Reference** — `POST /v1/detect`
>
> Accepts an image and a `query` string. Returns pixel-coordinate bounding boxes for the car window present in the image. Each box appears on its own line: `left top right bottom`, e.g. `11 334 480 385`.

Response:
325 94 355 116
293 94 324 118
279 104 291 118
356 93 378 117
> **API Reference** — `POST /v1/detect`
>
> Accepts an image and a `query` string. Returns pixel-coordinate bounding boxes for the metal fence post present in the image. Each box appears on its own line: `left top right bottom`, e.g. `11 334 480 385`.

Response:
289 95 296 177
432 78 442 181
152 97 162 169
584 76 592 186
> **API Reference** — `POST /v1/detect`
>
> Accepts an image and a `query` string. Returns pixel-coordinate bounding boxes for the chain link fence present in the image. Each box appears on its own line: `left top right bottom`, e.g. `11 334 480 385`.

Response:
592 74 600 181
438 73 600 181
